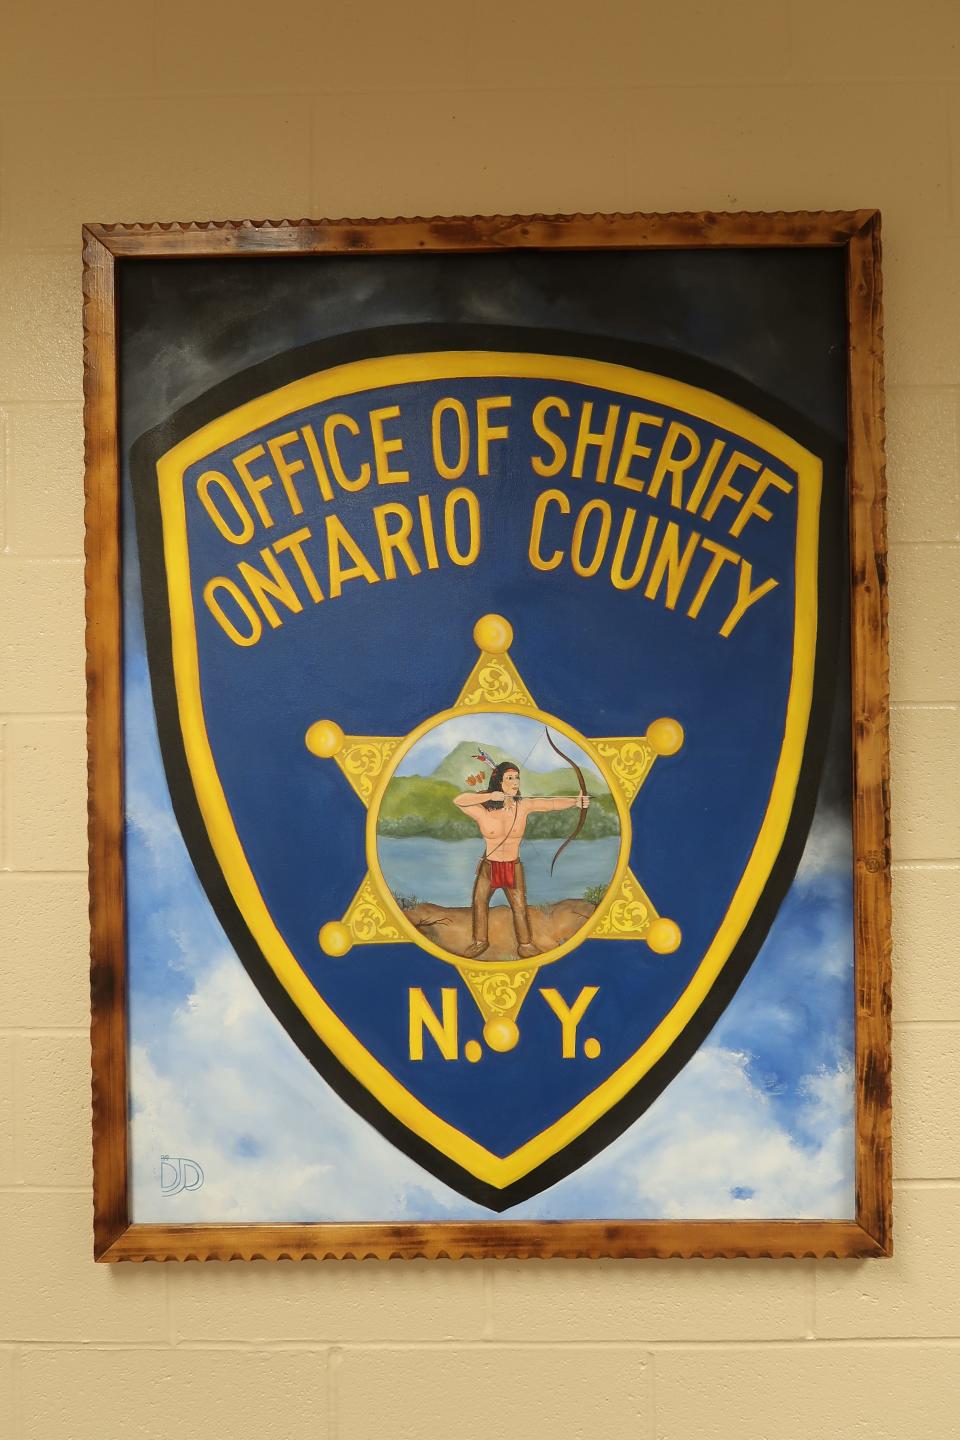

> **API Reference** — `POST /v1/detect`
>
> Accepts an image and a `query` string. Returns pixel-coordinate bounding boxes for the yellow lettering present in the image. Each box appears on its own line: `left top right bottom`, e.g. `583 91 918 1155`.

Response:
720 559 778 637
685 437 727 514
370 405 409 486
233 444 276 527
685 535 739 619
203 576 263 646
729 467 794 538
301 422 335 502
610 510 658 591
476 396 512 475
701 450 761 524
197 470 255 544
373 502 421 579
409 987 458 1060
418 493 440 570
572 401 620 484
273 527 324 603
528 488 569 571
432 397 470 480
237 548 303 629
644 521 701 609
325 514 380 597
571 499 612 578
612 411 664 493
647 421 701 506
531 396 570 478
444 487 481 566
266 431 305 515
539 986 599 1059
324 414 371 492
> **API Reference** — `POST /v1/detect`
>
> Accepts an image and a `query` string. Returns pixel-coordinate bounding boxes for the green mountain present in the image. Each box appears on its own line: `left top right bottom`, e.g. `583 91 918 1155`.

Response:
425 739 603 796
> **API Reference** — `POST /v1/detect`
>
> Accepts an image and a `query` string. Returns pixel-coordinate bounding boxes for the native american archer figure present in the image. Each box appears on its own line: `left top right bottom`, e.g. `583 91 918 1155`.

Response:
453 759 589 959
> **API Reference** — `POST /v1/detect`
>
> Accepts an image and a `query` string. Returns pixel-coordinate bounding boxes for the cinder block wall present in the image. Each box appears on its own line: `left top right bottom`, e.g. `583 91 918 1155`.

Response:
2 3 958 1436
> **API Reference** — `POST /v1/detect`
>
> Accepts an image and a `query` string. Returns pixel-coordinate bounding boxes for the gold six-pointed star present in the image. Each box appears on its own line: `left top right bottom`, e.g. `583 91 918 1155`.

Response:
304 614 683 1056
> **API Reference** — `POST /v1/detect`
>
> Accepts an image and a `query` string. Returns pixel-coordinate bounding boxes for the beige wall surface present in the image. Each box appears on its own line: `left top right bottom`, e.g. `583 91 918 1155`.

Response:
2 1 959 1436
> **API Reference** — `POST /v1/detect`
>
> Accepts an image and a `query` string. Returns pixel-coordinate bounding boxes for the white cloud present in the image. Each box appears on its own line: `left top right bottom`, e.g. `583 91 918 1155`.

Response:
131 954 485 1223
512 1045 855 1221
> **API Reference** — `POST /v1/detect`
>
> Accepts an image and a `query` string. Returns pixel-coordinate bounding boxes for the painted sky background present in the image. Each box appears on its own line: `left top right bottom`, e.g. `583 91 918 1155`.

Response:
121 248 855 1222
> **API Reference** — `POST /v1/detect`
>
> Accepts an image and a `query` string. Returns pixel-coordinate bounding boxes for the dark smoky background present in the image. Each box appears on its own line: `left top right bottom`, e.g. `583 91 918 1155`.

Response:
120 248 847 442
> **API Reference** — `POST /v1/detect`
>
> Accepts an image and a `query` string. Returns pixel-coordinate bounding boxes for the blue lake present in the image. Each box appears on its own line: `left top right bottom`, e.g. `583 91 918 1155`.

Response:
377 836 620 908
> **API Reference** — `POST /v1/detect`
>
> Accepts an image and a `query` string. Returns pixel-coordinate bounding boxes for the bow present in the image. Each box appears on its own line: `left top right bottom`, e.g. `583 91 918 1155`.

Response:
544 727 587 875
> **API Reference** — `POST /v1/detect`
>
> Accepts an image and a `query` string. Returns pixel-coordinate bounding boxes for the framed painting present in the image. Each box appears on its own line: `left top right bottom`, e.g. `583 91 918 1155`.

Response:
84 211 891 1260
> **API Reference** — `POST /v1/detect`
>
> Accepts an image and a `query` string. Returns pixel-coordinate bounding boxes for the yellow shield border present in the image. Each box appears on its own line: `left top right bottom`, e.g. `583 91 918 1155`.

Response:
153 351 821 1195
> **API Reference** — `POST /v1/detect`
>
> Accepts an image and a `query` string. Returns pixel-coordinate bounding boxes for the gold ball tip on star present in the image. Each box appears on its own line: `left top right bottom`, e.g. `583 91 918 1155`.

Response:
318 921 352 957
647 917 682 954
483 1016 519 1052
464 1040 483 1063
473 614 513 654
305 719 345 757
647 717 685 756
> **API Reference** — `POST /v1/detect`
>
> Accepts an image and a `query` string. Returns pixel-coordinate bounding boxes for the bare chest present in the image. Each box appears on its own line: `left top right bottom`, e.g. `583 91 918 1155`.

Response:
474 802 528 842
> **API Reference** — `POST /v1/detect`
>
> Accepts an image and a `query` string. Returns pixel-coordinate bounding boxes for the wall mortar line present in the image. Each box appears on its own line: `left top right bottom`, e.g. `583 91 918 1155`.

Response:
327 1346 341 1440
806 1262 818 1340
481 1262 495 1340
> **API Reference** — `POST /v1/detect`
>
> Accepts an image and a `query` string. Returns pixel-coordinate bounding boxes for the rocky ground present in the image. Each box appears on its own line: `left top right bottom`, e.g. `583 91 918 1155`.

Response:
404 898 597 961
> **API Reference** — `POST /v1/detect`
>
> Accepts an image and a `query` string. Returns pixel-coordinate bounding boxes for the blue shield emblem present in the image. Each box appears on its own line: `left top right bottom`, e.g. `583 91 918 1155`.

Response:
132 329 834 1209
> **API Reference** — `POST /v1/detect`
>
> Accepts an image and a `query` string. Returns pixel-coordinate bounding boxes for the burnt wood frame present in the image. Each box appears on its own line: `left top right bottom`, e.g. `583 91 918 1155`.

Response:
84 210 891 1262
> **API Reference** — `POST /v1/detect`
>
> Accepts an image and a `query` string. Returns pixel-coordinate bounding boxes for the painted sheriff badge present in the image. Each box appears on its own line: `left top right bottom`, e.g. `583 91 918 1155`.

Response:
306 613 683 1059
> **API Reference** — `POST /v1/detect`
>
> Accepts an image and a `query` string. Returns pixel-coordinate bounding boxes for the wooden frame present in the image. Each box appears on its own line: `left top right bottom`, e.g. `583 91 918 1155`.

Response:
84 211 891 1261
